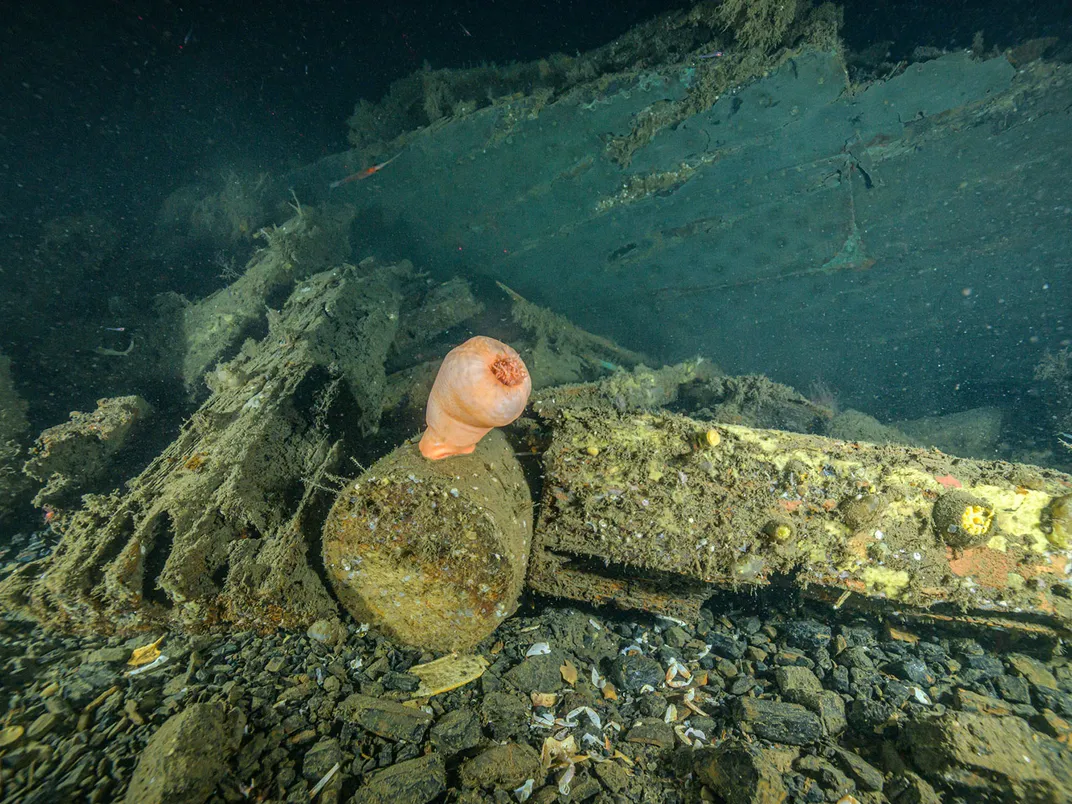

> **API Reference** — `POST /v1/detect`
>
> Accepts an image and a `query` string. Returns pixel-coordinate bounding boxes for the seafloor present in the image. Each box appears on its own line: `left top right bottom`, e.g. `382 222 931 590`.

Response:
1 588 1070 803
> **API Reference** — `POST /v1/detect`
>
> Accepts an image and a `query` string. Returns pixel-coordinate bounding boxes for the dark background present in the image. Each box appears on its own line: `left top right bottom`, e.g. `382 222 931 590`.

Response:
0 0 1068 433
2 0 1068 237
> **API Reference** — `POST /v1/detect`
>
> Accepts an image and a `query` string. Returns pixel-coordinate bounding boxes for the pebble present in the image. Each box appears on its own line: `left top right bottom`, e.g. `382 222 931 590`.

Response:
352 754 445 804
430 709 482 756
459 744 540 789
733 697 823 745
610 653 663 692
0 587 1069 804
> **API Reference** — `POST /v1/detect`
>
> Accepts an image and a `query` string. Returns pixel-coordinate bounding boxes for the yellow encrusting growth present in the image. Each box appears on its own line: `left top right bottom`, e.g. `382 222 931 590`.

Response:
861 567 910 598
960 504 995 538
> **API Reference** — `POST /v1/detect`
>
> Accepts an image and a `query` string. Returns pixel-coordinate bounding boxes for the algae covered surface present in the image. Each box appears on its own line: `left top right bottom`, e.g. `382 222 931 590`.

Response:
533 404 1072 627
322 430 532 653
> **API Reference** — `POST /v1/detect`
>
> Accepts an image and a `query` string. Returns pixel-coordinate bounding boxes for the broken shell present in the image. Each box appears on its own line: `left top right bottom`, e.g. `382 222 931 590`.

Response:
564 705 601 729
665 658 693 688
526 642 551 657
514 778 534 802
590 665 602 688
674 723 693 746
558 763 576 796
531 712 556 729
531 691 558 708
540 733 578 768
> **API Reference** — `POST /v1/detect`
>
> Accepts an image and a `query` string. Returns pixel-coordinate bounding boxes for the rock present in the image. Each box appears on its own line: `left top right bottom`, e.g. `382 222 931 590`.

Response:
715 657 738 679
887 657 933 686
774 666 822 703
124 701 245 804
63 666 118 708
995 674 1032 704
382 671 421 693
1031 711 1072 742
815 691 848 736
1007 654 1059 689
694 740 793 804
847 698 896 734
303 737 343 780
832 746 884 792
458 743 542 789
352 754 446 804
0 726 23 749
26 713 60 740
307 618 348 647
83 647 130 664
795 754 855 799
503 653 564 692
707 633 746 660
624 718 676 749
610 653 663 692
592 759 629 793
960 653 1003 682
340 693 433 743
480 691 530 741
664 626 689 648
953 687 1035 718
265 656 285 673
732 698 823 745
905 711 1072 803
842 646 874 669
886 770 942 804
430 708 482 756
729 676 755 696
1033 685 1072 717
781 620 832 651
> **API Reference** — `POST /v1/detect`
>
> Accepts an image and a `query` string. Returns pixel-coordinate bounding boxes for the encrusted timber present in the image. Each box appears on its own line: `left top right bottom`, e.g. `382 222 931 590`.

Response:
530 407 1072 631
178 203 356 395
0 264 410 633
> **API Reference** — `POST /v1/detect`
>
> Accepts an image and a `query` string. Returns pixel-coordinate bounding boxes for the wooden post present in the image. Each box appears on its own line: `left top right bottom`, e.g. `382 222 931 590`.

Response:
323 430 532 652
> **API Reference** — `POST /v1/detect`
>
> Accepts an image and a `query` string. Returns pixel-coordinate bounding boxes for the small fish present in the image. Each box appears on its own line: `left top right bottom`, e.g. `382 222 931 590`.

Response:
102 326 126 332
1059 432 1072 450
329 153 401 189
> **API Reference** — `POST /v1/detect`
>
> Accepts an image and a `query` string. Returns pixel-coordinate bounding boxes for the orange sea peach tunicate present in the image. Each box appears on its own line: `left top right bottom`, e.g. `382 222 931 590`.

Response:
419 336 532 460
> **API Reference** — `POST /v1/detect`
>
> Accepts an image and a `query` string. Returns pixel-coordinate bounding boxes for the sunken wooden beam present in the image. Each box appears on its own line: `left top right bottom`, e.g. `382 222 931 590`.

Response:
529 405 1072 633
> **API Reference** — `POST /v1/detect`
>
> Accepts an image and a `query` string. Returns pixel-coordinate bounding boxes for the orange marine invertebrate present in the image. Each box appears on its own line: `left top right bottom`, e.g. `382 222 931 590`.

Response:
419 336 531 460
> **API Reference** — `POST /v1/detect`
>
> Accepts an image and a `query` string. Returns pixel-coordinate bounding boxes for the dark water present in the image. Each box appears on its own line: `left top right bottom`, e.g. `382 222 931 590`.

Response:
2 1 1072 561
1 4 1071 801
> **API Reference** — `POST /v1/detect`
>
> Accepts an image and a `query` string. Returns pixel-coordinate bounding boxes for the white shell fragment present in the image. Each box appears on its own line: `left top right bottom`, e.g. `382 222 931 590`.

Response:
127 654 169 677
526 642 551 657
514 779 534 802
665 658 693 688
558 763 576 795
563 706 602 730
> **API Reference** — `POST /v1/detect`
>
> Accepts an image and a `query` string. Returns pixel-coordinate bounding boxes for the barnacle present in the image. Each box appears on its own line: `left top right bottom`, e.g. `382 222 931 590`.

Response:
932 491 995 548
960 504 994 538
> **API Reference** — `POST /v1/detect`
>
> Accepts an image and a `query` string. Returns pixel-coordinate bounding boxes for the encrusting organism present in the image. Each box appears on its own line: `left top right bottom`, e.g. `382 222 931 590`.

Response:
419 336 531 460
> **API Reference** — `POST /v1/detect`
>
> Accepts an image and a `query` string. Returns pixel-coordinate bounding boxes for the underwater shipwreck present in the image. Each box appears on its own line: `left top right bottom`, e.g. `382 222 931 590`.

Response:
1 2 1072 803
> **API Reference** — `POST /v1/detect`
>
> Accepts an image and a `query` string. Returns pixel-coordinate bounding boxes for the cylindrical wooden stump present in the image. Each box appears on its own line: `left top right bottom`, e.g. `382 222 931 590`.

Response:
323 429 532 652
